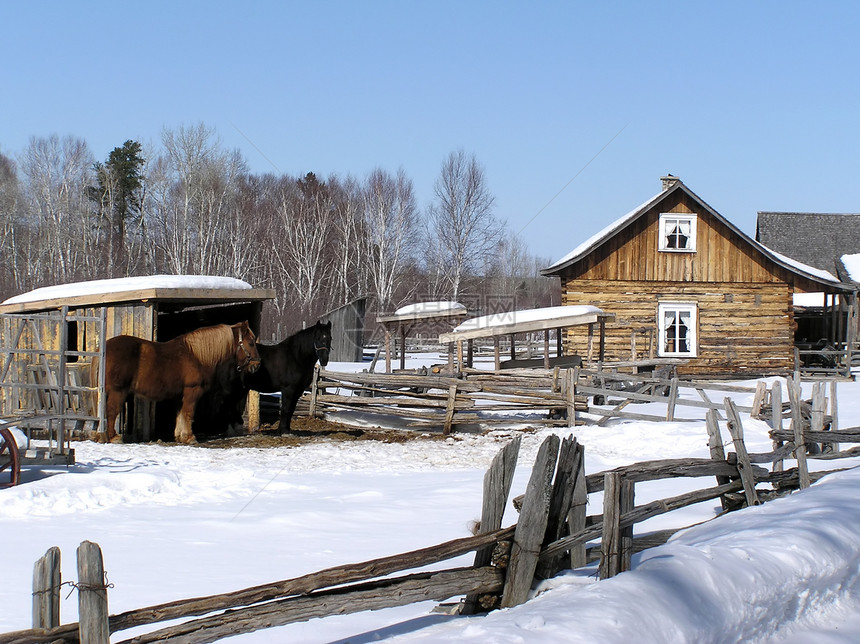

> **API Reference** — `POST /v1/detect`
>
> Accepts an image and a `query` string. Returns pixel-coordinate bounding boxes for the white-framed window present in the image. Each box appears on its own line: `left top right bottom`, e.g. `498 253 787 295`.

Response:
658 302 697 357
659 213 697 252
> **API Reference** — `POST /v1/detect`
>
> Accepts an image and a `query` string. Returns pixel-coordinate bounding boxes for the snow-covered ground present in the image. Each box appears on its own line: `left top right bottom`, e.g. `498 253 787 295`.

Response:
1 354 859 643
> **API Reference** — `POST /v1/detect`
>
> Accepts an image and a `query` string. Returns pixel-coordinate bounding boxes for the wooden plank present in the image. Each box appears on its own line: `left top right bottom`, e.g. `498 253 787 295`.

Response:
119 567 504 644
787 378 811 489
77 540 109 644
599 472 622 579
501 434 560 608
705 409 730 511
463 436 521 614
537 436 583 579
32 547 61 630
724 399 760 506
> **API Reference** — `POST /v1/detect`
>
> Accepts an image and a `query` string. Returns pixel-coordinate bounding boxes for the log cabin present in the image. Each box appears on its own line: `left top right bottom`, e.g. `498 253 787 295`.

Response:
541 176 856 376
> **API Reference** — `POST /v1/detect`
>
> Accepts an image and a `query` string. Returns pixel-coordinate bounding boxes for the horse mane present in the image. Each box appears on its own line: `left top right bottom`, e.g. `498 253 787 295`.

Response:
181 324 236 368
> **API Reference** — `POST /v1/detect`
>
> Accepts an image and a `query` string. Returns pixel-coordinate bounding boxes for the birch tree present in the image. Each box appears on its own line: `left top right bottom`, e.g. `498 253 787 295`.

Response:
427 150 502 300
362 168 420 310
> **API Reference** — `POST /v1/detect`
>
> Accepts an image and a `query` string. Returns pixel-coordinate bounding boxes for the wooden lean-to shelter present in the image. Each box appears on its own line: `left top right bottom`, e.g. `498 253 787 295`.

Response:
0 275 275 442
541 176 856 376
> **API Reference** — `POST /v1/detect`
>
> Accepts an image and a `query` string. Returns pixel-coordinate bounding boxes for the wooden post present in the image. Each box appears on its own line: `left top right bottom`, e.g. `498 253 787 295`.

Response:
620 478 635 573
457 340 464 371
568 444 587 570
246 391 260 432
501 435 560 608
543 330 550 369
77 540 109 644
751 381 768 418
399 324 407 371
771 382 784 474
556 327 563 359
586 323 594 364
509 334 516 361
537 436 583 579
384 326 392 373
705 409 730 511
724 399 760 506
467 339 474 369
787 378 811 489
666 377 678 421
447 342 454 373
32 546 61 629
493 337 501 372
830 378 839 453
598 317 607 362
443 384 458 435
565 367 577 428
463 437 521 614
599 472 622 580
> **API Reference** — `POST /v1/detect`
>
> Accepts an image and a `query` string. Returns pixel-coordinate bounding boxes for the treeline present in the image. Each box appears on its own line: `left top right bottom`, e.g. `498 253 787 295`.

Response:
0 123 556 338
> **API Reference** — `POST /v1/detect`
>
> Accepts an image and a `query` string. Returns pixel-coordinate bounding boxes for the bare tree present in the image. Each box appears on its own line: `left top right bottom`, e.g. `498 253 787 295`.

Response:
362 168 420 311
152 123 250 276
0 150 24 296
426 150 503 300
18 135 96 285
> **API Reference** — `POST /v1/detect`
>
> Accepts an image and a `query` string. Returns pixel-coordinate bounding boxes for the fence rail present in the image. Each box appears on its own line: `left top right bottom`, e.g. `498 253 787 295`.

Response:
4 375 855 643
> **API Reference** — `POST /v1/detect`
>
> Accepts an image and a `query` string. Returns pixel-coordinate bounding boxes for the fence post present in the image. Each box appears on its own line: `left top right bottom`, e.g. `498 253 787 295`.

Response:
501 435 559 608
705 409 730 511
724 399 760 506
308 365 321 419
537 436 585 579
599 472 622 579
77 540 110 644
665 377 678 421
443 384 458 435
771 382 784 473
463 436 521 614
565 367 577 428
812 382 831 453
787 379 811 489
32 546 61 629
830 379 839 453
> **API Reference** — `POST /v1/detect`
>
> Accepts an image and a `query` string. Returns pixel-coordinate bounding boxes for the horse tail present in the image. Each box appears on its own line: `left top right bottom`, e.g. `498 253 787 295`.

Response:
182 324 235 369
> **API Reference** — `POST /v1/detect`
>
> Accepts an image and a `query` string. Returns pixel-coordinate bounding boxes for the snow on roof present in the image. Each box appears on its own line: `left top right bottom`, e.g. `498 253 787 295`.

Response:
757 246 841 284
393 301 466 317
2 275 254 305
439 305 607 343
842 253 860 282
544 191 666 272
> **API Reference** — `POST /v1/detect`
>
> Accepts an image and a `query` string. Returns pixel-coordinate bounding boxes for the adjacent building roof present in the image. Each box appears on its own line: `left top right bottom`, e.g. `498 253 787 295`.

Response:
756 212 860 279
542 177 852 292
438 305 612 343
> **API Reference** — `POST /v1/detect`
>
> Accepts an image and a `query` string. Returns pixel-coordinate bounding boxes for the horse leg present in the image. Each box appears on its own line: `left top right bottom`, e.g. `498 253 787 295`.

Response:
104 389 127 443
278 386 301 433
175 386 203 444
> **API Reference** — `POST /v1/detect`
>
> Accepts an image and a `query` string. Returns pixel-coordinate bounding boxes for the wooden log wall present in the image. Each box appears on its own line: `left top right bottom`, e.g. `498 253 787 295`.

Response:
561 280 795 375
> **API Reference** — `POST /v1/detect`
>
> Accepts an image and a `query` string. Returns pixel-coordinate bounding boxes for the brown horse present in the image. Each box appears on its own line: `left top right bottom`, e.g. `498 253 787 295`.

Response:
101 321 260 444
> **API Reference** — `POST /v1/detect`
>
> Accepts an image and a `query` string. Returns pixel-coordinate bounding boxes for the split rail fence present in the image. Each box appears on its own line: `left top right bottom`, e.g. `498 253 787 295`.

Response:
3 377 856 644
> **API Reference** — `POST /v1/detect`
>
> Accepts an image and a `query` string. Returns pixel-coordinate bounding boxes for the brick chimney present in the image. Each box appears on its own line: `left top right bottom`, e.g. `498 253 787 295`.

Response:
661 174 680 191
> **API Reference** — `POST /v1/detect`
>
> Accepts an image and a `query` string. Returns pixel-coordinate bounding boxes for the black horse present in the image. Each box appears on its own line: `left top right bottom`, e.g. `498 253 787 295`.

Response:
244 320 332 432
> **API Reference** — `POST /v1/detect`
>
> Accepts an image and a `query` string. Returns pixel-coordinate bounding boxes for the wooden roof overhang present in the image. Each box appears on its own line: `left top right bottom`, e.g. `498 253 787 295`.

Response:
376 306 469 372
0 287 276 315
438 307 616 371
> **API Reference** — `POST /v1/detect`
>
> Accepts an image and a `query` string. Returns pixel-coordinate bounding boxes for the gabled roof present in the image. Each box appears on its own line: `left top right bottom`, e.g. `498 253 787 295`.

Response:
541 177 852 291
756 212 860 276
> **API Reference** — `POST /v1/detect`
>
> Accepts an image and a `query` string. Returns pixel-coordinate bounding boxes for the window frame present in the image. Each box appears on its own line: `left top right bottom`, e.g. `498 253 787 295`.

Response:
658 213 697 252
657 302 698 357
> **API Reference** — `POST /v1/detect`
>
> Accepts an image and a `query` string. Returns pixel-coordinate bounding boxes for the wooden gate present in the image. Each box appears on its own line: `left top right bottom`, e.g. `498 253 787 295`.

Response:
0 307 107 470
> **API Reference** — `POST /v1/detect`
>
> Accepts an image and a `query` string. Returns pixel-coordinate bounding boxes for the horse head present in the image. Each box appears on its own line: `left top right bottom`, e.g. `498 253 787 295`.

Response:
313 320 333 367
232 321 261 373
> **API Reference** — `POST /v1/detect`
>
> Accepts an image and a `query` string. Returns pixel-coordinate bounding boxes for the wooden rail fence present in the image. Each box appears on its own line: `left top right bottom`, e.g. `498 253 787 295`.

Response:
2 378 855 644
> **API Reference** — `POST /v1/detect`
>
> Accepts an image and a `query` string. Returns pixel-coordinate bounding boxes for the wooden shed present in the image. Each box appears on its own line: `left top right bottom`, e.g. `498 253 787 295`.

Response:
541 176 856 376
0 275 275 441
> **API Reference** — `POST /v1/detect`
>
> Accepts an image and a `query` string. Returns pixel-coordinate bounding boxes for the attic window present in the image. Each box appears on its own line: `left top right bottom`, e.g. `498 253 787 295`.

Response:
659 213 697 252
658 302 697 357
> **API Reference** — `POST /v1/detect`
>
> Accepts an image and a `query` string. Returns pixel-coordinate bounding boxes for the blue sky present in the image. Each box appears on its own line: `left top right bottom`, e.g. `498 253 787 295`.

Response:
3 1 859 265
